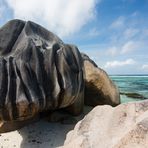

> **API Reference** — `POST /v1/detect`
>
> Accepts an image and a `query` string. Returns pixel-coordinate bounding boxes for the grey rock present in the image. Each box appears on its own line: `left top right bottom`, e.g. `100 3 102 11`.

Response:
0 20 84 130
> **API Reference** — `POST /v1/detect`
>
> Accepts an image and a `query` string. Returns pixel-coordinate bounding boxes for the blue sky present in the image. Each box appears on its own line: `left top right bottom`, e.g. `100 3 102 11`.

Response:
0 0 148 74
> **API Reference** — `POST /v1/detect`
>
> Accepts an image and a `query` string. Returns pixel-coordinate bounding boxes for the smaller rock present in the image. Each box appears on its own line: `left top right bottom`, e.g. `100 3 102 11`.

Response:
61 117 77 125
46 111 70 122
0 115 39 133
32 139 36 143
46 110 77 124
82 53 120 107
120 92 147 99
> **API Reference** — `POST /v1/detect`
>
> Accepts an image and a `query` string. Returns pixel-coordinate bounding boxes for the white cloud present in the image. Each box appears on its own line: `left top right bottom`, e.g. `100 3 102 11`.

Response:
0 4 5 19
142 29 148 37
0 8 3 19
121 41 139 54
110 16 125 29
123 28 139 39
104 59 136 68
106 46 118 56
105 40 140 57
131 11 139 17
142 64 148 71
6 0 99 37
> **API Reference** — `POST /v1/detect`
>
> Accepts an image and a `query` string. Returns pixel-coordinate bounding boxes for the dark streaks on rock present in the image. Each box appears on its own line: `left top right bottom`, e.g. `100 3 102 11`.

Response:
0 20 84 132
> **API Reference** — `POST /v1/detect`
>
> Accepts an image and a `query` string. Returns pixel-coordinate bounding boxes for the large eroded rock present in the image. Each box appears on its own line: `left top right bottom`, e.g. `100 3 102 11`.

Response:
82 53 120 106
0 20 84 127
63 100 148 148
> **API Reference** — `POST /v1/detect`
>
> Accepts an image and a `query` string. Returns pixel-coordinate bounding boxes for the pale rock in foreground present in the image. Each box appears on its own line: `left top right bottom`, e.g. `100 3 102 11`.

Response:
63 100 148 148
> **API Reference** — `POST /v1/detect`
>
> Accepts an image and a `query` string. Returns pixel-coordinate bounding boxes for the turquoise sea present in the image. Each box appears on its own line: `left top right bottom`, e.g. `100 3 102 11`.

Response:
110 75 148 103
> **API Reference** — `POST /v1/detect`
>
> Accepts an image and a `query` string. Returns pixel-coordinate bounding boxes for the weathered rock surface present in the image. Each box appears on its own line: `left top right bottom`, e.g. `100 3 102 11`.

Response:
0 19 84 125
63 100 148 148
82 53 120 107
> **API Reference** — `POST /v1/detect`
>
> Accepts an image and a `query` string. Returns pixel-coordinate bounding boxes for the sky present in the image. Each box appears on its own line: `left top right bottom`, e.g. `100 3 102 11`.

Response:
0 0 148 74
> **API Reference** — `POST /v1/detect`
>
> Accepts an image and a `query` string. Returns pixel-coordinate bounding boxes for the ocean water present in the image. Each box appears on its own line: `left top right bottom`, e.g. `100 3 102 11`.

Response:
110 75 148 103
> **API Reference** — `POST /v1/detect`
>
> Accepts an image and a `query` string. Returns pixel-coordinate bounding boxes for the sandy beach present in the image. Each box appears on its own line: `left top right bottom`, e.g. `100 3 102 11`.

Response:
0 106 92 148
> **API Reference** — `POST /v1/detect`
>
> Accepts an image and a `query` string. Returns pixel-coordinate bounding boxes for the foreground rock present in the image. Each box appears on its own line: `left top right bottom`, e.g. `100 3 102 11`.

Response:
82 53 120 107
63 100 148 148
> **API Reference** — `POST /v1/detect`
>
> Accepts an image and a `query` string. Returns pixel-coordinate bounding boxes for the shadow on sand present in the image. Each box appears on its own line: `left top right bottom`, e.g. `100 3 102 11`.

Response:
19 106 92 148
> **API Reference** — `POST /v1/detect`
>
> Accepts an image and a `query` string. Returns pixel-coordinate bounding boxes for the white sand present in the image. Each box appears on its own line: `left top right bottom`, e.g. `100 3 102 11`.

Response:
0 106 92 148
